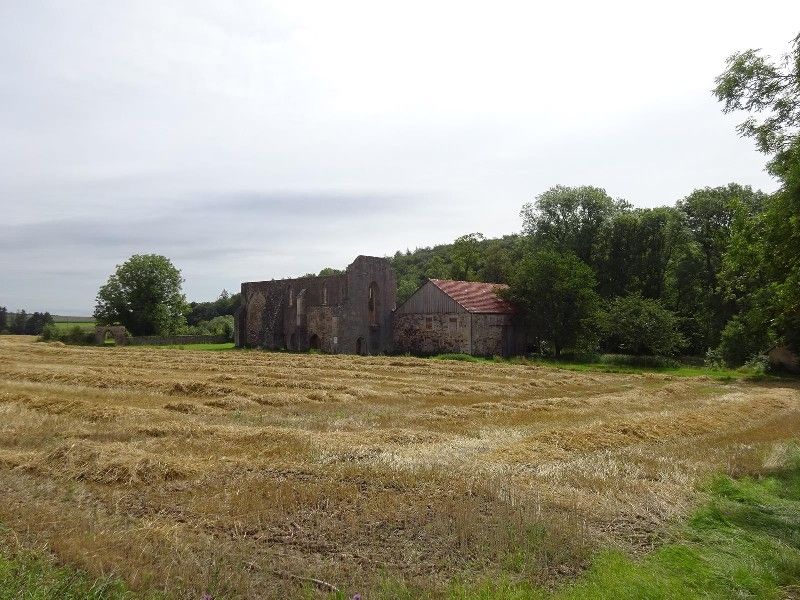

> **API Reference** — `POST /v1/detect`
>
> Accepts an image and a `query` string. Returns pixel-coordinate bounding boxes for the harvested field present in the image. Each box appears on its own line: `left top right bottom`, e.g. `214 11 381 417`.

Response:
0 335 798 598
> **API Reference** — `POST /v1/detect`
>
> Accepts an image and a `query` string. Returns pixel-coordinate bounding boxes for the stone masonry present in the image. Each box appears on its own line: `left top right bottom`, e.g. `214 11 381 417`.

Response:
235 256 397 355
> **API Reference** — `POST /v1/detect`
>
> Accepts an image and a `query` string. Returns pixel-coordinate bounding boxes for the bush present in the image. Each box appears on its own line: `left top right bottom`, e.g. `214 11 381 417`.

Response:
704 347 725 368
739 354 771 379
39 324 95 345
718 315 772 367
604 294 685 356
184 315 234 341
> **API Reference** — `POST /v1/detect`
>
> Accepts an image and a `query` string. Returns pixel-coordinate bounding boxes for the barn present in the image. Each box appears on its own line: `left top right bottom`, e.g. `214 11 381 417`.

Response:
392 278 526 357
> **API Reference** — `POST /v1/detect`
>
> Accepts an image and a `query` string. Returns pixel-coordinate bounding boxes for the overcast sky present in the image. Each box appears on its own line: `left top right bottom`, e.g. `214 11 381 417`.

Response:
1 1 798 314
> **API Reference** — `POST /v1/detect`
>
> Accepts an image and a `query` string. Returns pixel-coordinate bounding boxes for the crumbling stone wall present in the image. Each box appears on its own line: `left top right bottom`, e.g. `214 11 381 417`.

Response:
94 325 129 345
235 256 396 355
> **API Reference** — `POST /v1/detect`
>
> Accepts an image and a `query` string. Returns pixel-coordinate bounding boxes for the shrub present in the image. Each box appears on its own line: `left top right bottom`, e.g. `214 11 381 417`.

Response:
604 294 685 356
184 315 234 341
739 354 771 379
39 324 95 345
718 315 772 367
704 347 725 368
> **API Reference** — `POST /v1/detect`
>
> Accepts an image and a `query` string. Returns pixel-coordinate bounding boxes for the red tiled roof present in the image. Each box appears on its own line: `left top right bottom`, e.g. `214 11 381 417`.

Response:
429 279 515 314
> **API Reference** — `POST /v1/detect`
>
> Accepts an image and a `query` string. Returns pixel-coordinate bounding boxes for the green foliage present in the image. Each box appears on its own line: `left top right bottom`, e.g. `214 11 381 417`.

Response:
718 314 772 368
450 232 485 280
186 289 240 326
675 184 766 350
40 323 95 345
594 207 685 300
1 310 54 335
185 315 234 341
10 310 27 334
713 34 800 360
506 250 601 357
433 353 485 363
390 235 525 305
0 543 168 600
714 33 800 159
603 294 685 356
598 354 681 369
520 185 627 264
24 312 54 335
94 254 188 336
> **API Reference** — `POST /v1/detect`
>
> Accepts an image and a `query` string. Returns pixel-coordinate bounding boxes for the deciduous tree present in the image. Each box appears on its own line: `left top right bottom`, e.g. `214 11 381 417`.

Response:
603 294 685 357
714 33 800 358
520 185 627 265
505 250 600 358
94 254 188 336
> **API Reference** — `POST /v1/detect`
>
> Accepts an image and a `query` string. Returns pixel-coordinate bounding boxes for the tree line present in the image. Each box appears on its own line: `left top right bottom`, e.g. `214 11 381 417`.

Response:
34 34 799 366
391 34 800 365
0 308 55 335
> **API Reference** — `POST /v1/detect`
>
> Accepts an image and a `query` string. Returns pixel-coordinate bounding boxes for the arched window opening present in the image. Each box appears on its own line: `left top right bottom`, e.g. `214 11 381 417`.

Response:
288 288 294 306
322 284 328 306
296 289 307 327
356 337 364 355
368 282 380 326
309 334 320 350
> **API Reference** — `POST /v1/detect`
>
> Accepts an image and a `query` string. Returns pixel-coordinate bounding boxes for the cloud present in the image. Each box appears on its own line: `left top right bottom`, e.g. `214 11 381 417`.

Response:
0 0 795 313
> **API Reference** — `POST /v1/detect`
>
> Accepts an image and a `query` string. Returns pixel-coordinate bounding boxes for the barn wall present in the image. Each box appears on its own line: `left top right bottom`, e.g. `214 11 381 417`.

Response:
394 281 466 315
471 313 510 357
393 313 472 355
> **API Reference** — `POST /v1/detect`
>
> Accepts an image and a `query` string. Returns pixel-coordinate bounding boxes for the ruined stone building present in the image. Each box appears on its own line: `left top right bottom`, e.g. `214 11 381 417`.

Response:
392 279 526 357
235 256 396 354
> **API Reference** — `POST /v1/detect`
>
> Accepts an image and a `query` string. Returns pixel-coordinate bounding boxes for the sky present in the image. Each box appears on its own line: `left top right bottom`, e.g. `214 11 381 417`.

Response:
1 1 798 314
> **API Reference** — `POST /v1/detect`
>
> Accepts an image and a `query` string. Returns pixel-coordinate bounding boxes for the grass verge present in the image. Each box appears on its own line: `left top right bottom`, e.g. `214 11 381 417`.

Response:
0 539 163 600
